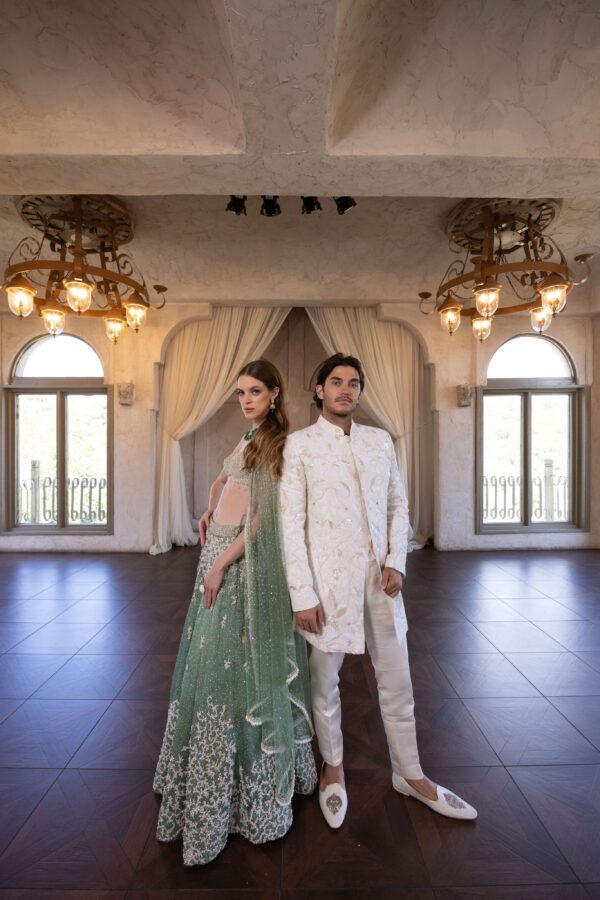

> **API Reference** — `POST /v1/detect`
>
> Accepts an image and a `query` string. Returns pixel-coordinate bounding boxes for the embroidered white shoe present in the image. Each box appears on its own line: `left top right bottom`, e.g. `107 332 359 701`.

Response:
319 774 348 828
392 774 477 820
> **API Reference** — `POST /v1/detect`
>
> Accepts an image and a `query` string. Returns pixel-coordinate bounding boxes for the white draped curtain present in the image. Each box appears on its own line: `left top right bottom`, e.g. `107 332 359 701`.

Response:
150 306 290 554
306 307 433 546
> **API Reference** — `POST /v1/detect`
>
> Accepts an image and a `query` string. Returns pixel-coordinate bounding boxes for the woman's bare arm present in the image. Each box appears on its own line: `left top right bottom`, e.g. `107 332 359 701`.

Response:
198 469 227 546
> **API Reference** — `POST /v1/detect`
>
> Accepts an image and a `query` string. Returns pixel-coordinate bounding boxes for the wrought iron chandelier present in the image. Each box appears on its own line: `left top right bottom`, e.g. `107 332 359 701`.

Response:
419 199 593 341
3 195 167 343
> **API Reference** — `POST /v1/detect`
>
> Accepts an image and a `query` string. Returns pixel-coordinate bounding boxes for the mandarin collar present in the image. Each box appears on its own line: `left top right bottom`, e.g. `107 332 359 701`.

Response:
317 414 355 437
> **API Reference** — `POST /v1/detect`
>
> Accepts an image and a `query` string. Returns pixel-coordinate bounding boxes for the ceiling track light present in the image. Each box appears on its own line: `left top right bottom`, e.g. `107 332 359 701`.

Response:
334 196 357 215
260 195 281 217
301 196 322 214
226 195 247 215
223 195 358 216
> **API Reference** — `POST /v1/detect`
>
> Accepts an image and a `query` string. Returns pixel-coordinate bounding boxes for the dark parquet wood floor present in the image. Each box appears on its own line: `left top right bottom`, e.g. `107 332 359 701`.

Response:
0 547 599 899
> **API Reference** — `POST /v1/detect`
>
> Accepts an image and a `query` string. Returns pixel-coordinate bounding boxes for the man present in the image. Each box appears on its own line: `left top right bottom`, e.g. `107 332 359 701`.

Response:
280 353 476 827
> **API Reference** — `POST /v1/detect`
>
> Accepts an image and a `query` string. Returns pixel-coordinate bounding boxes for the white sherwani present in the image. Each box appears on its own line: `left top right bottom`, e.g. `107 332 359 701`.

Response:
280 415 409 654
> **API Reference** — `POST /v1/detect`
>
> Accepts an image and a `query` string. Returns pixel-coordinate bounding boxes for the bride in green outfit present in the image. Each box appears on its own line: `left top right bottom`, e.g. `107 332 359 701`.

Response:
154 359 317 865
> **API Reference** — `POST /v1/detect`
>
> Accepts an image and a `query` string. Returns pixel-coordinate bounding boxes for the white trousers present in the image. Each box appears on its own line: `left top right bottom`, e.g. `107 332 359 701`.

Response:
309 555 424 780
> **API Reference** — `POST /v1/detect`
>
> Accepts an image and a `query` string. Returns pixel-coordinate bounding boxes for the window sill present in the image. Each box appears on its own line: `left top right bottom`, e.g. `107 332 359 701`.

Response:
476 523 589 535
0 526 113 536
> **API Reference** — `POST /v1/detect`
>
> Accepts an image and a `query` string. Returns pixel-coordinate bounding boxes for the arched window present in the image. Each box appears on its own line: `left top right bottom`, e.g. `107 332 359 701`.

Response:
2 335 112 534
15 335 104 378
477 336 589 533
486 335 573 381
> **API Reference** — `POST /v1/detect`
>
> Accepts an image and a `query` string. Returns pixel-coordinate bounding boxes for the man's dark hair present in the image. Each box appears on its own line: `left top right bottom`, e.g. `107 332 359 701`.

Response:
313 353 365 409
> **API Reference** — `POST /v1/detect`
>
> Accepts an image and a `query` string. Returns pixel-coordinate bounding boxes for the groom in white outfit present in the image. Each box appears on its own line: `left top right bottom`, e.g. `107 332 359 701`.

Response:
280 353 476 827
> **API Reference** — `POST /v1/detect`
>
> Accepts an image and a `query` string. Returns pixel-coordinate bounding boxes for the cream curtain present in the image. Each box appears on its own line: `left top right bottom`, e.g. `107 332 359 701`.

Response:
306 307 433 546
150 306 290 554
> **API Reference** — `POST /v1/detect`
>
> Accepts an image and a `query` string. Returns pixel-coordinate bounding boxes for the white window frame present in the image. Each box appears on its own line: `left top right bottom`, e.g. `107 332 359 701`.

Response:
1 340 113 535
475 338 590 535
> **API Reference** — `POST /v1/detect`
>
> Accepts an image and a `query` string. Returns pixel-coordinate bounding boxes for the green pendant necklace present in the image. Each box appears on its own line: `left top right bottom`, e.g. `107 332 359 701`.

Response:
244 427 257 441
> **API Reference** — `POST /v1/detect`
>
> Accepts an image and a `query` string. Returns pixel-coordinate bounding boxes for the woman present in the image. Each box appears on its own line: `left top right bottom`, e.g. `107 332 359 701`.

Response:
153 359 316 866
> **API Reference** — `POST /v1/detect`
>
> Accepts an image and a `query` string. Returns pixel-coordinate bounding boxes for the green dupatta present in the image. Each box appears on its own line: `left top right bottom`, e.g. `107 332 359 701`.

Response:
244 464 314 805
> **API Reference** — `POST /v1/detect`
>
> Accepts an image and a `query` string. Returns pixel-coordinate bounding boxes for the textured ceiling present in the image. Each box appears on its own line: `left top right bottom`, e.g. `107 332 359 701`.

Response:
0 0 599 310
1 195 597 308
2 0 600 196
0 0 244 155
329 0 600 159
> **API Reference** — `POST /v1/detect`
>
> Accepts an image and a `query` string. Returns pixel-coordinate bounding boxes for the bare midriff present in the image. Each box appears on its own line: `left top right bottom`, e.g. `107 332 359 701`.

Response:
212 479 248 527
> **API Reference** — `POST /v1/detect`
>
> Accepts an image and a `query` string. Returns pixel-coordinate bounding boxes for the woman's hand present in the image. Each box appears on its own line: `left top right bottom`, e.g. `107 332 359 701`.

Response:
202 560 225 608
198 509 213 548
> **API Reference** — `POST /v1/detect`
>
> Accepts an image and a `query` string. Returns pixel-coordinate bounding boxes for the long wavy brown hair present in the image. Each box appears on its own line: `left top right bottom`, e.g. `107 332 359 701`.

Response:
238 359 289 479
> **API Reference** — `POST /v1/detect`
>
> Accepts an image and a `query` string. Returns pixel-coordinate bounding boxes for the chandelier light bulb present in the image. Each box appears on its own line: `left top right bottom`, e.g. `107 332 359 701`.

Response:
5 275 36 318
439 304 461 335
539 276 568 317
104 316 125 344
474 280 501 318
124 301 147 332
530 305 552 334
472 316 492 342
63 276 93 313
42 307 66 337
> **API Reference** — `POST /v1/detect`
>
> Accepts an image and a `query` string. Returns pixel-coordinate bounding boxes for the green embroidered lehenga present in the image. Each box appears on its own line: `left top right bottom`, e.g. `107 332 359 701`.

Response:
153 445 316 866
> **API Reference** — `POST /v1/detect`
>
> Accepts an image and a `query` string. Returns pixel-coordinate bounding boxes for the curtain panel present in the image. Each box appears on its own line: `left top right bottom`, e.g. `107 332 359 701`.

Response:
150 306 290 554
306 307 433 546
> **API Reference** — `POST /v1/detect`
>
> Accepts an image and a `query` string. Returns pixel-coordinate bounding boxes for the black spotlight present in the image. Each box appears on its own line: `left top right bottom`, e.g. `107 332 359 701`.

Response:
334 196 357 215
226 195 247 215
260 195 281 217
301 196 322 215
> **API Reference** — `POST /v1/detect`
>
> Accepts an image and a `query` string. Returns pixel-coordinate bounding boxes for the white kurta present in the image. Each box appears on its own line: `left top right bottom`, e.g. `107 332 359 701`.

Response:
279 415 409 653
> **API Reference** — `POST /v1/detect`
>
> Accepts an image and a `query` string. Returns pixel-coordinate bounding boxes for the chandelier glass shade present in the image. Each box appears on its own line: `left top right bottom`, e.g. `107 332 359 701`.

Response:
472 316 493 342
123 290 148 332
41 306 66 337
530 305 553 334
439 296 462 335
104 316 126 344
474 278 501 318
64 275 93 313
420 199 593 341
539 273 568 316
3 195 167 342
6 274 36 318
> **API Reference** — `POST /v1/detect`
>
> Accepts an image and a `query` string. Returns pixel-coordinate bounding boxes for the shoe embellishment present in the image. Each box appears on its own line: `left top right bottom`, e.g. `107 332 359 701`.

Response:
443 791 466 809
326 793 343 815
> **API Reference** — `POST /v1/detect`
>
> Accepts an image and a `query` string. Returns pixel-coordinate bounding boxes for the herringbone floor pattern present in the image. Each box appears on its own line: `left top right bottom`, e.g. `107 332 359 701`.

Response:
0 546 599 898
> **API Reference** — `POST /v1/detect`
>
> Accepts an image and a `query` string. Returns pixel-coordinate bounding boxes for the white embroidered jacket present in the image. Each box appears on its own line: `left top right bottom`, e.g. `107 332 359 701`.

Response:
280 415 409 653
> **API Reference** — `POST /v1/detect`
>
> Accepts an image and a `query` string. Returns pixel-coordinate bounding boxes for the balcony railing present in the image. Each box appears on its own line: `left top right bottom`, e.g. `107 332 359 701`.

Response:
17 466 107 525
483 460 570 522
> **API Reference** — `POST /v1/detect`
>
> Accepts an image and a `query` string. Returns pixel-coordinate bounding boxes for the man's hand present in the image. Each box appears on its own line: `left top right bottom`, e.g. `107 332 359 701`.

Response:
381 567 403 598
294 604 327 634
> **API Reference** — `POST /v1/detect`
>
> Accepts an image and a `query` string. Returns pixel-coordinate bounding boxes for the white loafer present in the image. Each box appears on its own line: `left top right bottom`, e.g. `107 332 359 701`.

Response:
319 778 348 828
392 774 477 820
